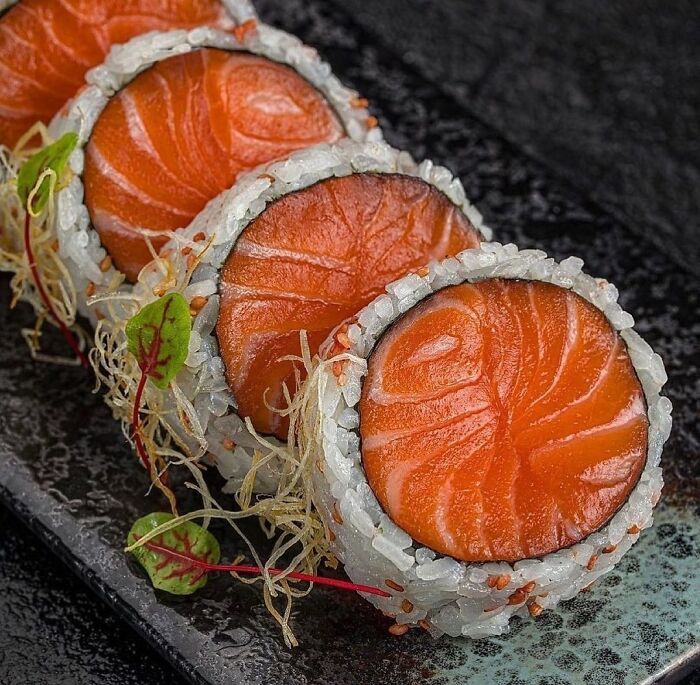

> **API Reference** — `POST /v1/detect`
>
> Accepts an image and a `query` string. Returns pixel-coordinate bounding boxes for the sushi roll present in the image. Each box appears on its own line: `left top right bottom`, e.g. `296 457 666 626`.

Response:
94 140 491 492
0 1 244 301
302 243 670 638
0 0 255 148
48 25 380 319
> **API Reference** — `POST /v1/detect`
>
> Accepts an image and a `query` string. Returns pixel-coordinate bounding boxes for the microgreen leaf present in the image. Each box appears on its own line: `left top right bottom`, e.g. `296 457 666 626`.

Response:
126 293 191 389
17 132 78 213
127 513 220 594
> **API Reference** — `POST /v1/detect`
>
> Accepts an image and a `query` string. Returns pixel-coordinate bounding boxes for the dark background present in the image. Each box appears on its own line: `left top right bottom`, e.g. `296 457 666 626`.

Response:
1 0 698 683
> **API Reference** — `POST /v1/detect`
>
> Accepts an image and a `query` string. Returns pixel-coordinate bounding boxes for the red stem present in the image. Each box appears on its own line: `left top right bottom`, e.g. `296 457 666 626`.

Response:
144 540 391 598
132 369 150 471
24 211 89 368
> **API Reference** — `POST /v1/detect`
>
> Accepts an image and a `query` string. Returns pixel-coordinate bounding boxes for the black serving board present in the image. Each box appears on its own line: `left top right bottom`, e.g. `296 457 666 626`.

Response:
1 0 698 683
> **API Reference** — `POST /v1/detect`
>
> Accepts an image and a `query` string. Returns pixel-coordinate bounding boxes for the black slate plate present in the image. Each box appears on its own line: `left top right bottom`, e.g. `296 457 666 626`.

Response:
0 0 698 684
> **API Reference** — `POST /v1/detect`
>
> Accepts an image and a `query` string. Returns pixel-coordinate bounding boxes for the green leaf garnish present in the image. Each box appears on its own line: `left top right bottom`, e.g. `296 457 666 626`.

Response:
127 513 220 595
126 292 191 389
17 132 78 213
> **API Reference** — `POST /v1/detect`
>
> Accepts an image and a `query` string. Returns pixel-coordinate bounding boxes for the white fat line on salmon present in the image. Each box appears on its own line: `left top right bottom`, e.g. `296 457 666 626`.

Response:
220 282 348 307
181 62 227 190
87 143 192 218
20 1 94 68
382 411 496 516
227 327 293 398
579 450 643 486
89 208 177 240
366 302 485 406
524 292 580 410
512 283 544 415
0 101 36 119
361 398 491 451
233 238 352 272
0 58 60 98
434 428 496 556
521 338 621 431
527 396 647 459
366 372 485 406
493 279 527 403
430 207 465 261
0 22 74 85
407 333 461 366
153 70 194 182
121 91 209 203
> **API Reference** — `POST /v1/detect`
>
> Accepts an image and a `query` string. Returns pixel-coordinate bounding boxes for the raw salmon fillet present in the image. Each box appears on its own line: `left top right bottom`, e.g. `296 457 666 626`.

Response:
83 48 345 281
0 0 231 147
217 173 481 440
359 279 649 562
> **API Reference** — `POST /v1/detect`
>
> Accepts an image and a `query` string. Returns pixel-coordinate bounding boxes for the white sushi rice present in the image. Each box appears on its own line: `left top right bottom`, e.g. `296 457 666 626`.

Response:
308 242 670 638
114 139 491 494
49 24 382 320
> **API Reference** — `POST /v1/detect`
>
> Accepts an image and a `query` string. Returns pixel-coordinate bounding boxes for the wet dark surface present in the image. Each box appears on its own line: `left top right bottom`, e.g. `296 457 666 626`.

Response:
0 504 187 685
324 0 700 274
1 0 699 683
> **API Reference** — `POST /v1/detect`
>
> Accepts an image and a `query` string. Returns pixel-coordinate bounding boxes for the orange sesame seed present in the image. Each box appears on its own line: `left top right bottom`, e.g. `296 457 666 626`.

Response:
222 438 235 450
51 239 60 252
190 296 207 313
388 623 409 636
332 360 344 377
385 579 404 593
528 603 543 617
417 265 429 277
417 619 431 631
328 529 336 542
99 255 112 272
401 599 414 613
496 574 511 590
193 231 206 242
181 246 192 256
586 555 598 571
522 581 536 593
186 253 197 269
332 503 343 525
351 96 369 108
628 524 641 535
336 331 352 349
486 576 498 588
366 115 379 129
507 589 527 605
85 281 95 297
602 544 617 554
337 372 348 387
233 18 257 43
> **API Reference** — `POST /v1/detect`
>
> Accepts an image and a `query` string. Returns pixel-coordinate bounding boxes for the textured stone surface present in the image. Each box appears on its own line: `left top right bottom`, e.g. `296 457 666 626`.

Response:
0 0 699 683
321 0 700 274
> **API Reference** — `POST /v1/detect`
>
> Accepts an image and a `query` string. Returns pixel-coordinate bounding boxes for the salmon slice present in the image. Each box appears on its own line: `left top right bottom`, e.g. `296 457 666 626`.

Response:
359 279 648 562
83 48 345 281
0 0 231 148
216 173 481 440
